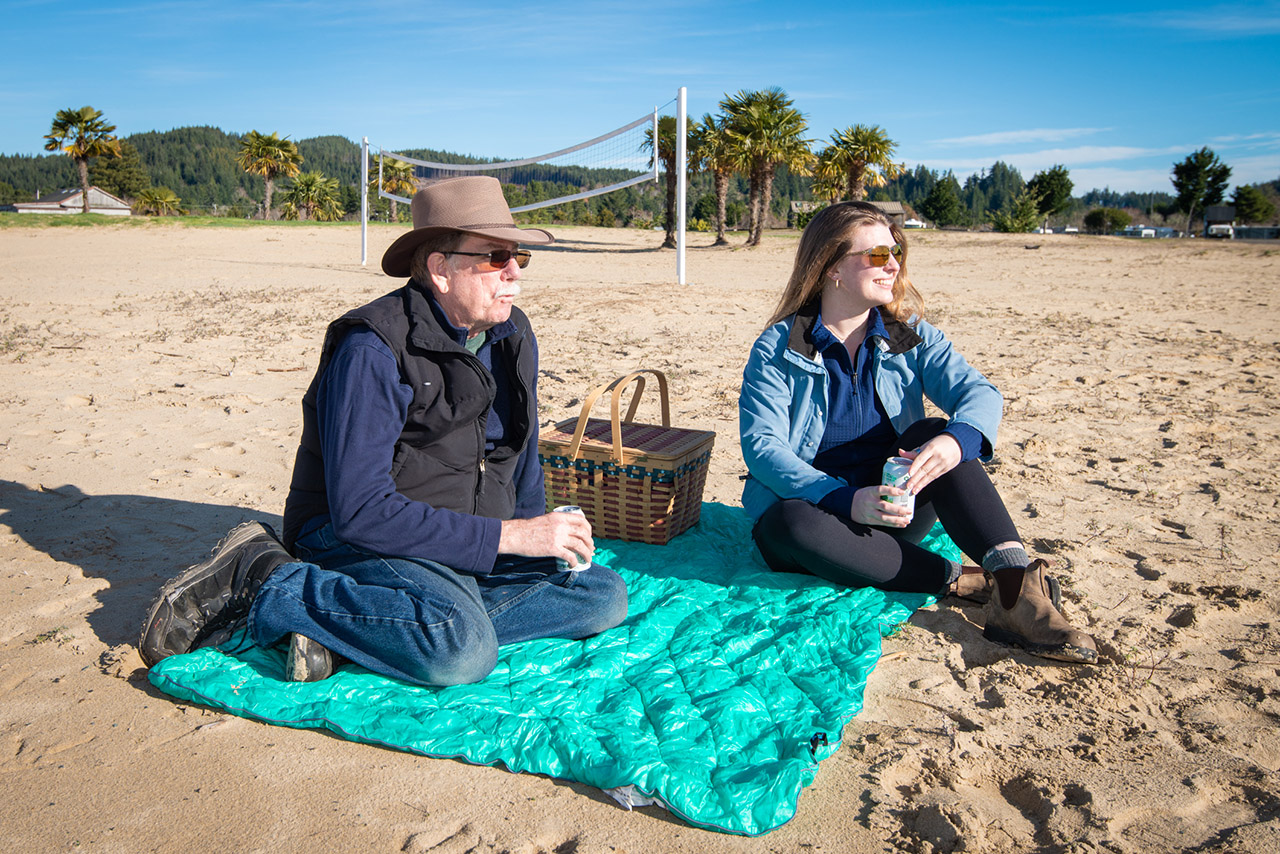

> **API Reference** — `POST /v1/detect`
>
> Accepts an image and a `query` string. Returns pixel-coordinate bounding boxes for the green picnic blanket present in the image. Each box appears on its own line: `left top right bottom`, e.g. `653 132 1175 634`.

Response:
149 502 956 835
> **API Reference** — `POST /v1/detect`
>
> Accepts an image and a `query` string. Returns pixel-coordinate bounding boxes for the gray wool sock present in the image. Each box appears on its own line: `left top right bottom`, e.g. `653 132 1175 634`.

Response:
981 545 1030 574
944 560 962 586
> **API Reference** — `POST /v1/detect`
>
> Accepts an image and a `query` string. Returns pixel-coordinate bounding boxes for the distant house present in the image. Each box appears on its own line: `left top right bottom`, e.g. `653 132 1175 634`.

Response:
2 186 132 216
867 201 906 226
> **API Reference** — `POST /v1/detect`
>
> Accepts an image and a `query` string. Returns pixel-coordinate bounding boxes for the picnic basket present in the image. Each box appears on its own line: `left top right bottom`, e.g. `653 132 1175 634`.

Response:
538 369 716 545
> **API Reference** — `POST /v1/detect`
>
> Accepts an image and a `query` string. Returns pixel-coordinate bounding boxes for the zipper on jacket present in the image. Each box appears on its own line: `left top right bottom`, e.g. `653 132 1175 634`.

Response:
454 350 495 515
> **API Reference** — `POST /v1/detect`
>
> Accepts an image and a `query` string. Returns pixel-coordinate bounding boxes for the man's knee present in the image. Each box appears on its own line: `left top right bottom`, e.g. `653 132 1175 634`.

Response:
407 607 499 687
578 566 629 634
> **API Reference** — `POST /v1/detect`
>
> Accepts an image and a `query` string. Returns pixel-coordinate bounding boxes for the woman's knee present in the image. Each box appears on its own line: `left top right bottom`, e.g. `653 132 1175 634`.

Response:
753 499 840 573
756 499 815 543
897 417 949 449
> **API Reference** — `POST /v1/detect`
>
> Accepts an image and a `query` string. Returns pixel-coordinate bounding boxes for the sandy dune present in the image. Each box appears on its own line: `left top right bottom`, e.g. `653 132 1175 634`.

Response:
1 222 1278 852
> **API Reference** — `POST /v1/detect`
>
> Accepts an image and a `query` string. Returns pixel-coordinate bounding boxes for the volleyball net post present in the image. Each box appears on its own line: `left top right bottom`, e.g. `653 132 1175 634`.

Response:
362 89 688 283
676 87 687 286
360 136 369 267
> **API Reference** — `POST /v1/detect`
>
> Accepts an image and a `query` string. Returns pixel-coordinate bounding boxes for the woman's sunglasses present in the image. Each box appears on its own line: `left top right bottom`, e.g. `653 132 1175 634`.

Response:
849 244 903 266
444 249 532 269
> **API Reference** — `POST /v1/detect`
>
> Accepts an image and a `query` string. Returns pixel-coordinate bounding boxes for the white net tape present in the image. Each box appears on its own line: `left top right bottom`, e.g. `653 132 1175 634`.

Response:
373 106 665 213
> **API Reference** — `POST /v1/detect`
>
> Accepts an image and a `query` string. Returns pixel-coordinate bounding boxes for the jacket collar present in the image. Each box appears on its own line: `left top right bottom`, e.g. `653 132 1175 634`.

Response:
788 301 922 358
879 311 922 355
787 299 823 359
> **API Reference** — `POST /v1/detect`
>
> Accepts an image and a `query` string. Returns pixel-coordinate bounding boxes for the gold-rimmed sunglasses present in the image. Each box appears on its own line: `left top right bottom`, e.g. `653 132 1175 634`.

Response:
848 244 903 266
444 249 532 270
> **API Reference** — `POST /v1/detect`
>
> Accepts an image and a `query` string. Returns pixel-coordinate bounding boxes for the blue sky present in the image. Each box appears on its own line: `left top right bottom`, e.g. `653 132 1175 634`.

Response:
4 0 1278 194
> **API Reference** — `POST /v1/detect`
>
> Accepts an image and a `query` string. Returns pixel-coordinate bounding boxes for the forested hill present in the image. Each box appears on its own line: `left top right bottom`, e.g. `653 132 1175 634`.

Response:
0 128 366 210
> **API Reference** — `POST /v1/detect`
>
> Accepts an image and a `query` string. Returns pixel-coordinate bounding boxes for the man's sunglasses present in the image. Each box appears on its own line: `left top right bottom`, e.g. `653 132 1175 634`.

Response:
849 244 903 266
443 249 532 269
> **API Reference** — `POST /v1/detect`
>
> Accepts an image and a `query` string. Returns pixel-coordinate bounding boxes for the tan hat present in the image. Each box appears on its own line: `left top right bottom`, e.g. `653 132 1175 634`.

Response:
380 175 554 277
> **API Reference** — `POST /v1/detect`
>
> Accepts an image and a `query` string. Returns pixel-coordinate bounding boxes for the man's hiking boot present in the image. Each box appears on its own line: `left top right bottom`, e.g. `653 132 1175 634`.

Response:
982 559 1096 664
286 633 333 683
139 521 292 667
947 566 1061 609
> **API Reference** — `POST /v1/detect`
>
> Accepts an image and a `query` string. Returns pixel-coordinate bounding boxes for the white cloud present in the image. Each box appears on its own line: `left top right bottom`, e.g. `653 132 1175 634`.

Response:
1222 154 1280 185
1146 10 1280 35
1211 131 1280 149
905 144 1188 182
931 128 1106 147
1068 167 1180 195
1000 144 1191 170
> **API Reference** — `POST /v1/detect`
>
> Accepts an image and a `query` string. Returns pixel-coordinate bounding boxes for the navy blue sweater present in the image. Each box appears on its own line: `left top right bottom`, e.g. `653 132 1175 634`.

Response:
309 297 544 575
813 308 980 514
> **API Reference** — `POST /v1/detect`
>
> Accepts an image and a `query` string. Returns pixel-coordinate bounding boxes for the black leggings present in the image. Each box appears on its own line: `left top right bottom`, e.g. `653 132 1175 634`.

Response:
751 418 1021 594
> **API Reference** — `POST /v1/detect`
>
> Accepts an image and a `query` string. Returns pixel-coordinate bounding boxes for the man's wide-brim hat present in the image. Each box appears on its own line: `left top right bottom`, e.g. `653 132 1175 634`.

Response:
381 175 554 277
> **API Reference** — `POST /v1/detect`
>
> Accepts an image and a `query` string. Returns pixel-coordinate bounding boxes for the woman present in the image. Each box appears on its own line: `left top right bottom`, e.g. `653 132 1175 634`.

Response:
739 202 1094 664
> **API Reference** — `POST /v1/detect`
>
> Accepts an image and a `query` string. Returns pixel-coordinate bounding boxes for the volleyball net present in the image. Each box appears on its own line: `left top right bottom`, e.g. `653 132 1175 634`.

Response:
372 108 659 213
361 89 688 283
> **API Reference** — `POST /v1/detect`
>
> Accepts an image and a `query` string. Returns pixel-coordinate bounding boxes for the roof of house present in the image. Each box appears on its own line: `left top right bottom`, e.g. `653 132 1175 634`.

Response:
21 189 82 206
12 186 131 210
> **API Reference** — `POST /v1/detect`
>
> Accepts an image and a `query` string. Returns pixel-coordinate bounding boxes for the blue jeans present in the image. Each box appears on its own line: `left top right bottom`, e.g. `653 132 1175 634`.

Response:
247 522 628 687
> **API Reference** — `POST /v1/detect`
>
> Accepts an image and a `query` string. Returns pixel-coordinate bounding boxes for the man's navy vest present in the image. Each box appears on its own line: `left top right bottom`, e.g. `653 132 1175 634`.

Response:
281 279 537 550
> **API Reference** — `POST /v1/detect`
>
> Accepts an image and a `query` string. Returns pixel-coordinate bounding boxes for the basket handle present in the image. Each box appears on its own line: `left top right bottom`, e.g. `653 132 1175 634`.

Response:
564 369 671 463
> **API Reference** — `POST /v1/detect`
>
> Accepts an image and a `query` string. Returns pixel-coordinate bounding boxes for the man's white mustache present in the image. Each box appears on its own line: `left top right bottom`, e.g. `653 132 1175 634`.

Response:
498 284 522 299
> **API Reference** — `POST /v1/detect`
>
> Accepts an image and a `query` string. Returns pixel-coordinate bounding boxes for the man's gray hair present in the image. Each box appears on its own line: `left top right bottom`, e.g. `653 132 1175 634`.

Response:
409 233 464 283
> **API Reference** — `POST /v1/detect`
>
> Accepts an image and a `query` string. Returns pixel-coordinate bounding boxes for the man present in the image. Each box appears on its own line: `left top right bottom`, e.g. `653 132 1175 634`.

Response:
140 176 628 686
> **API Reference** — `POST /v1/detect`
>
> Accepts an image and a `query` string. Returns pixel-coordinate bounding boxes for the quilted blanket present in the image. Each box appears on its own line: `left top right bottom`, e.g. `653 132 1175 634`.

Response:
149 502 954 835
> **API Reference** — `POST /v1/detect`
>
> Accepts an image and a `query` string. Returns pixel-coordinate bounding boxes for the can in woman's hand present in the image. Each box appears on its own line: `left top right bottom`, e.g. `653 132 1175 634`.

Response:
881 457 916 520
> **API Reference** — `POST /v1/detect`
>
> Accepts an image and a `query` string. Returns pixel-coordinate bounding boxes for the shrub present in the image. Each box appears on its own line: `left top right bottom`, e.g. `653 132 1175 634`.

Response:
1083 208 1132 234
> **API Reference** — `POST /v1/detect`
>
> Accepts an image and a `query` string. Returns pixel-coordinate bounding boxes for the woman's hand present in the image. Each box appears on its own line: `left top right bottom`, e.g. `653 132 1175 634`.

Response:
899 433 962 494
850 485 914 528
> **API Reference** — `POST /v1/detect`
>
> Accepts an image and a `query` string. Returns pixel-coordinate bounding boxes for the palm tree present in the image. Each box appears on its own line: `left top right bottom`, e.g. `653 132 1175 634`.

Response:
43 106 123 214
134 187 183 216
281 172 342 221
368 155 417 222
721 88 813 246
814 124 903 202
641 115 680 248
235 130 303 220
689 113 741 246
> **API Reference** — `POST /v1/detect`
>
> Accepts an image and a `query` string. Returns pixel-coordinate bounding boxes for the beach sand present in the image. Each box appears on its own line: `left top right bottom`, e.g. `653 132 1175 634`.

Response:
1 222 1278 852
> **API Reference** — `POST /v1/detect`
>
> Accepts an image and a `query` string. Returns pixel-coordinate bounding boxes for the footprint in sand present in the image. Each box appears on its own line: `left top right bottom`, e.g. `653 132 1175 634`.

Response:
193 440 246 455
401 822 479 854
191 467 243 479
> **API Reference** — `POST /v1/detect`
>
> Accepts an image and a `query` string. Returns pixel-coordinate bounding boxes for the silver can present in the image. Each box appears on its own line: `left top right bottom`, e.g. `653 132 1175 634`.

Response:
881 456 916 518
553 505 589 571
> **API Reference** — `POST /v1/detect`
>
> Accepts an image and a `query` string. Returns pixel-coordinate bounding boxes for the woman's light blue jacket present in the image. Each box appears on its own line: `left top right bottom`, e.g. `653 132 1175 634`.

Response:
739 302 1004 521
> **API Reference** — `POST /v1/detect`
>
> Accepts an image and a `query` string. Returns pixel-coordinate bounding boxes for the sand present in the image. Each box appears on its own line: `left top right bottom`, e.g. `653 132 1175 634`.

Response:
1 222 1278 853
